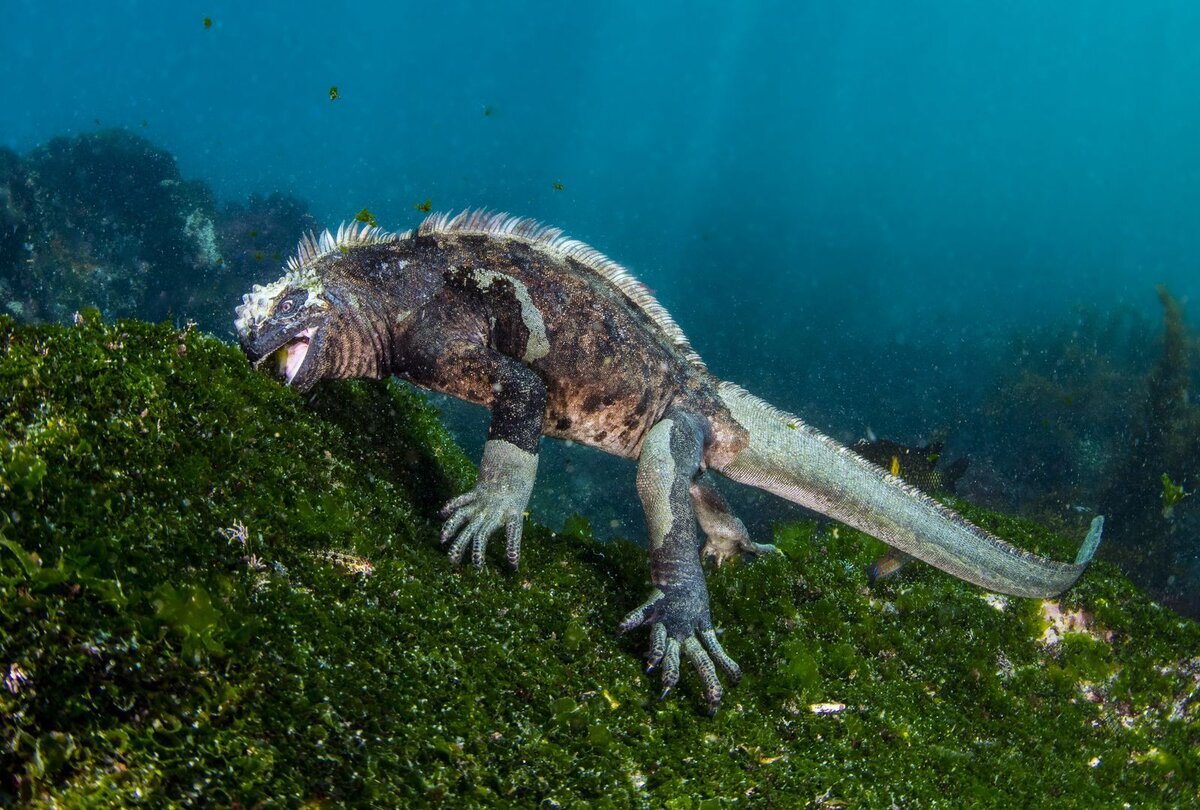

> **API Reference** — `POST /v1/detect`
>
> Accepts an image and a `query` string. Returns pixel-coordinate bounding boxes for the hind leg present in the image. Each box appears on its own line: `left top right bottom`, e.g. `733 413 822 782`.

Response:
617 407 741 713
690 477 778 565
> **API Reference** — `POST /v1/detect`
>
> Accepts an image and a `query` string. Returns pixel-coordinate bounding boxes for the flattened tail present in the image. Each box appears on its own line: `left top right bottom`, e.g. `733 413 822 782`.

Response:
1074 515 1104 566
713 383 1103 599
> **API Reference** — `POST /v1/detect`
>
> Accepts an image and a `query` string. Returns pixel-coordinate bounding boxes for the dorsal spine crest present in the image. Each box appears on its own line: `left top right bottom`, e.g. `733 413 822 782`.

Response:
415 209 706 370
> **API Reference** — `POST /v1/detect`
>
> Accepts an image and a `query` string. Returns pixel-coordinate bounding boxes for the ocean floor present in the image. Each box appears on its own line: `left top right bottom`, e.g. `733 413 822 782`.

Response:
1 316 1197 806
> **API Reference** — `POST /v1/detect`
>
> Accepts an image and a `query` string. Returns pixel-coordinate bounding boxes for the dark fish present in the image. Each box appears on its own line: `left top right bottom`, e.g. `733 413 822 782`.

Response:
853 437 969 583
851 438 967 496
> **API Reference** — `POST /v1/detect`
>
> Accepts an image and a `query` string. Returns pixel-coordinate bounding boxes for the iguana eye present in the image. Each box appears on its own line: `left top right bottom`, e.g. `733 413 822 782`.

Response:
276 291 306 318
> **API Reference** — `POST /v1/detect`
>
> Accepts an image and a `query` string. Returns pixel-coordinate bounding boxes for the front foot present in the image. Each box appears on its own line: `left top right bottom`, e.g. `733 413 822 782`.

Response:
440 439 537 569
618 584 742 714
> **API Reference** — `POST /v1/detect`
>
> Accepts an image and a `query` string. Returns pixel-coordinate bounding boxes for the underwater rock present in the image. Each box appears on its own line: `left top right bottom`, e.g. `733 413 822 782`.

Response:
0 130 320 335
1 316 1198 806
18 129 220 323
0 147 36 319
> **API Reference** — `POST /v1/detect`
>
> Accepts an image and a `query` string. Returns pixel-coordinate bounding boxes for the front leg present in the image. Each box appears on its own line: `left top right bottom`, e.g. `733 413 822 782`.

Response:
618 408 741 713
438 350 546 568
395 309 548 569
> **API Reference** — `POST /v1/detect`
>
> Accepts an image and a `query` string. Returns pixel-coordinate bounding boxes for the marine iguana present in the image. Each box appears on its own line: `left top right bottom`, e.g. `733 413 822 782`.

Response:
234 210 1103 712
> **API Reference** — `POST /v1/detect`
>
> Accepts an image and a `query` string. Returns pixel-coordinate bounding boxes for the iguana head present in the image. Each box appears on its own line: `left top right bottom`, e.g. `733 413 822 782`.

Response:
234 222 399 392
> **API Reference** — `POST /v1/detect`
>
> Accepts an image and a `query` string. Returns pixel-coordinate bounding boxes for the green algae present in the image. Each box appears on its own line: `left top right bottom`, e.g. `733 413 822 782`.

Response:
1 315 1198 807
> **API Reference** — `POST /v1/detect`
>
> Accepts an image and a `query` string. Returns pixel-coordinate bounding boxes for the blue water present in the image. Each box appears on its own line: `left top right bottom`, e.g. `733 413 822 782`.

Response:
4 2 1199 531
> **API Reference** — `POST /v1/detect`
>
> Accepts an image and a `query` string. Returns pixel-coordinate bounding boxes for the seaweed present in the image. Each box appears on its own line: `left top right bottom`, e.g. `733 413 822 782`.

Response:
977 303 1152 510
1099 287 1200 615
1 316 1198 806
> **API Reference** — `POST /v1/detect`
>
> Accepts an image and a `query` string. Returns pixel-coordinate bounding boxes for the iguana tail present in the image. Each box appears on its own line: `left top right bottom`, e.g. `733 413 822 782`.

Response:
713 383 1102 598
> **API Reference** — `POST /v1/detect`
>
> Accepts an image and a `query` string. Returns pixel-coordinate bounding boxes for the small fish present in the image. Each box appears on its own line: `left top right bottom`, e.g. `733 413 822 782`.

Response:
852 438 967 496
414 198 432 213
329 86 339 101
552 181 564 192
203 17 212 29
354 208 378 228
867 548 913 584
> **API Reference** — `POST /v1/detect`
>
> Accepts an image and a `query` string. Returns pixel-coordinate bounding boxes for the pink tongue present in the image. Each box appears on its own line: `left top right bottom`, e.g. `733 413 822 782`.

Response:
285 340 309 382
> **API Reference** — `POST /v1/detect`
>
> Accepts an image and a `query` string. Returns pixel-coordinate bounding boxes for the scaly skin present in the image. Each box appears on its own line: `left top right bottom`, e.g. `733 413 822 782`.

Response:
235 211 1102 712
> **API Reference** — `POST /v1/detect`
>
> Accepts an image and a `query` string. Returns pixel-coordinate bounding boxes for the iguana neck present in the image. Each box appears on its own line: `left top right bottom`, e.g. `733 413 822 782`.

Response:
326 288 400 380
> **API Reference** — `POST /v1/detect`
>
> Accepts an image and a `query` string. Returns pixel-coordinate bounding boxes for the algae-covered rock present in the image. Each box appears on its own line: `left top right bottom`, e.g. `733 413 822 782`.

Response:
1 316 1198 806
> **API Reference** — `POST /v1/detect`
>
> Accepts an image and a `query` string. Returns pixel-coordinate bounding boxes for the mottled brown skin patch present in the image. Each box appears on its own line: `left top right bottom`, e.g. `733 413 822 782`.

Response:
335 233 749 464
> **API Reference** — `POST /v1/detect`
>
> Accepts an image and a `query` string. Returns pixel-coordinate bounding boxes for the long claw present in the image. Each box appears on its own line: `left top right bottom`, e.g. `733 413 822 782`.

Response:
504 516 522 570
618 590 663 635
745 541 778 556
446 526 472 565
439 491 476 518
700 629 742 682
440 509 472 546
683 636 723 712
661 638 681 694
470 516 502 568
647 623 667 669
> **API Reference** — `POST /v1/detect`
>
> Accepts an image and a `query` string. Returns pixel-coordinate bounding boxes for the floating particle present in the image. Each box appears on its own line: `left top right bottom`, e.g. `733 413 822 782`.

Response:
552 181 564 192
203 17 213 29
354 208 379 227
329 86 339 101
414 198 432 213
483 105 494 117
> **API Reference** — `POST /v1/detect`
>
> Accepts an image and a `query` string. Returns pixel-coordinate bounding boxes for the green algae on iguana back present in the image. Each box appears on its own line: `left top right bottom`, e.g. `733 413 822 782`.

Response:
1 316 1198 806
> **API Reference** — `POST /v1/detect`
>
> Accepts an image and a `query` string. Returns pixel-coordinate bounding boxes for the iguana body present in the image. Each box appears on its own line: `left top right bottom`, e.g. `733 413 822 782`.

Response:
235 210 1103 712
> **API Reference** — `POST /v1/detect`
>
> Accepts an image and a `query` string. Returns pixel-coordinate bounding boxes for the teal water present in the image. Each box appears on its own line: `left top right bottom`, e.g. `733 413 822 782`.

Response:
6 3 1199 336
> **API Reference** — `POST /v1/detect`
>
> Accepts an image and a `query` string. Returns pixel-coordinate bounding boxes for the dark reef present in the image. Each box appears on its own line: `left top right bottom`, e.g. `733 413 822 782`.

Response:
980 290 1200 617
1 315 1198 806
0 130 315 335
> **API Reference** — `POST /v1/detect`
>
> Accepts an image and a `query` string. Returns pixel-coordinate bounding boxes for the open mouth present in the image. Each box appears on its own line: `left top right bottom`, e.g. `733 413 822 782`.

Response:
265 327 315 385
